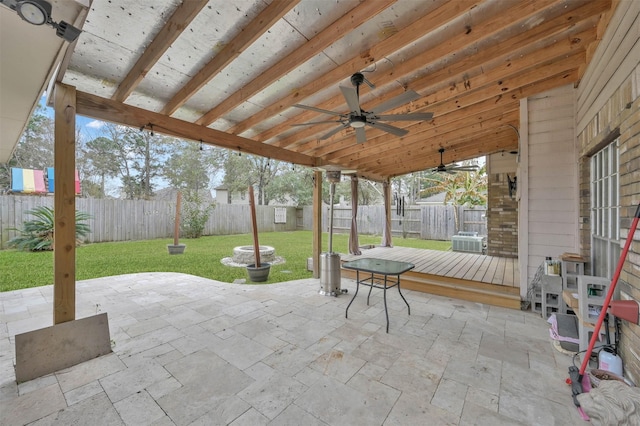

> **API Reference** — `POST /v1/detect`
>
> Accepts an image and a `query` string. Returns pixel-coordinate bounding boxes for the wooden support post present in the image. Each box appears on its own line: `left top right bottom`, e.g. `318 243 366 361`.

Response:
174 191 181 246
53 83 77 324
312 170 322 278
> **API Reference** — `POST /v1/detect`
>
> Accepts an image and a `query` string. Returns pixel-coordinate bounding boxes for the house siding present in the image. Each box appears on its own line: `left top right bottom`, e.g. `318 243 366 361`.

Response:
575 0 640 384
524 85 579 285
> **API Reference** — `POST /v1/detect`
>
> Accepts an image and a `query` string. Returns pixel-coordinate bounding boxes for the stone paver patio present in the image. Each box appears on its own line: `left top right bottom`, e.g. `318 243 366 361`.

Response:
0 272 584 425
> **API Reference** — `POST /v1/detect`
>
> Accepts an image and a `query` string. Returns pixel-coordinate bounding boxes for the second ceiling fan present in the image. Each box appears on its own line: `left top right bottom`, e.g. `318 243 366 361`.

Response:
292 73 433 144
430 148 479 173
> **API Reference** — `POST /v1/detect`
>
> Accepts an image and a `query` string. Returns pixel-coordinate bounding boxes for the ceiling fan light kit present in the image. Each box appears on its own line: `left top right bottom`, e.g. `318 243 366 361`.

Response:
293 72 433 144
1 0 82 42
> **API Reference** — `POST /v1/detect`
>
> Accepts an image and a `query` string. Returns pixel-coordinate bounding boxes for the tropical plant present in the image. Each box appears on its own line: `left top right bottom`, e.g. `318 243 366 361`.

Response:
7 206 92 251
420 164 487 231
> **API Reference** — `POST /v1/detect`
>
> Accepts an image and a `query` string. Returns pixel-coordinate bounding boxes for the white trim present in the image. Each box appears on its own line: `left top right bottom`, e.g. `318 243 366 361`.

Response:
518 97 529 300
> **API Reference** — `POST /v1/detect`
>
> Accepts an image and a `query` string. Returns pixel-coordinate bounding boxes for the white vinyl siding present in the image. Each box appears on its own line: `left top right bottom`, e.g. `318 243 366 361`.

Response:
524 85 578 284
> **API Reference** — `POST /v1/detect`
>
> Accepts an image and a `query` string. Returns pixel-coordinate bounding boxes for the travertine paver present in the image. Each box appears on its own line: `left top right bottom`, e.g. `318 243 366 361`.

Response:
0 273 585 425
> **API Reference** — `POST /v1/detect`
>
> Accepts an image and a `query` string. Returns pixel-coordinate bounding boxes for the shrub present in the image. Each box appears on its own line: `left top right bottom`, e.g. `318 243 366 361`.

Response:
181 194 215 239
7 206 92 251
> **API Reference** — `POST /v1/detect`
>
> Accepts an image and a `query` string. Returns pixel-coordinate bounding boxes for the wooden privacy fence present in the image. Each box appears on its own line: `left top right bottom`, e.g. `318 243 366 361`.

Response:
0 196 297 248
0 195 486 248
302 204 486 240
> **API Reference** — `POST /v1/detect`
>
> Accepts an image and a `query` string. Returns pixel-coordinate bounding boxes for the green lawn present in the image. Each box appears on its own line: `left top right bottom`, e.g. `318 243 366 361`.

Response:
0 231 451 292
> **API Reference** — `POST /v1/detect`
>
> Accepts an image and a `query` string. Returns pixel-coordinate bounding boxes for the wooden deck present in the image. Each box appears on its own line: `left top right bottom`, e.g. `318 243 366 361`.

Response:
340 246 521 310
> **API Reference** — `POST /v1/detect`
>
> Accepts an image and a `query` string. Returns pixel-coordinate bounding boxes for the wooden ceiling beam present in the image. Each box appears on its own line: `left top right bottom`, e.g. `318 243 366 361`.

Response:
346 110 519 171
300 50 583 161
267 0 603 149
338 65 580 176
111 0 208 103
75 90 317 167
321 102 519 163
195 0 397 127
161 0 299 116
228 0 481 136
353 69 580 176
372 129 519 178
301 28 594 157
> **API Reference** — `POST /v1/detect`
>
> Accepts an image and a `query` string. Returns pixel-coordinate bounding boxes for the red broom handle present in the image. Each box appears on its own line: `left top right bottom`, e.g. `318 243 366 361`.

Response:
579 202 640 376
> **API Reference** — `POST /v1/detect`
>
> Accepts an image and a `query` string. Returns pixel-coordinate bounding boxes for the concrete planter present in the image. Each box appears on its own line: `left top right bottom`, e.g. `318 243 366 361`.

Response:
246 263 271 282
167 244 186 255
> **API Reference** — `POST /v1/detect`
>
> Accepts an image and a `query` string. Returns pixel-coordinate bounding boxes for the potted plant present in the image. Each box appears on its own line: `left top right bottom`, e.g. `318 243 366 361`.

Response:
246 185 270 282
167 191 186 254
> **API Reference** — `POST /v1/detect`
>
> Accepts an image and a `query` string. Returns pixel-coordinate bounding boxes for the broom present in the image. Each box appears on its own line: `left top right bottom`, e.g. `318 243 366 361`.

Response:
569 201 640 406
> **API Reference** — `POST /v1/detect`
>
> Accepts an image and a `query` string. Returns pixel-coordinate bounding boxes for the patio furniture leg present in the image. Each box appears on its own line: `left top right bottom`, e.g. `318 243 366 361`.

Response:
366 272 374 305
397 275 410 315
345 271 360 319
383 274 389 333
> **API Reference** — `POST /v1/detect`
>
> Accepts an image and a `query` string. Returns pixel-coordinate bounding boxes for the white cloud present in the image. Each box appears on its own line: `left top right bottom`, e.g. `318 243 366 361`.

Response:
86 120 104 129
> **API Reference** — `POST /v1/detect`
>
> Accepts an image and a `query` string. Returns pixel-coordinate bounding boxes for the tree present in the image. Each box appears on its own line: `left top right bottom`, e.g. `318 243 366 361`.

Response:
247 156 282 205
85 123 170 199
126 129 170 199
220 153 282 205
269 167 314 206
219 152 250 202
164 140 221 199
0 104 54 191
80 136 119 197
420 164 488 231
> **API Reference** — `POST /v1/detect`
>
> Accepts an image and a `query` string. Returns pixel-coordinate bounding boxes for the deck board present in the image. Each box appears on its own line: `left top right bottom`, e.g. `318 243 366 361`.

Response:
341 246 520 309
342 246 518 289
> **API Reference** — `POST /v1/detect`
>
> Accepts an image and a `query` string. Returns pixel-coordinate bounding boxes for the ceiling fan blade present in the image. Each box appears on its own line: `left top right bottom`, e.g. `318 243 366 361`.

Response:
355 127 367 144
320 125 347 140
367 121 408 137
370 90 421 114
340 86 361 115
291 119 343 127
451 167 479 171
374 112 433 121
293 104 343 116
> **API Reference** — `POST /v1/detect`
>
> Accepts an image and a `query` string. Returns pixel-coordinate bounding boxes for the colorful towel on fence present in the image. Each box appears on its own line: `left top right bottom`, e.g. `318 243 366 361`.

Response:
11 168 46 194
46 167 81 194
11 168 81 194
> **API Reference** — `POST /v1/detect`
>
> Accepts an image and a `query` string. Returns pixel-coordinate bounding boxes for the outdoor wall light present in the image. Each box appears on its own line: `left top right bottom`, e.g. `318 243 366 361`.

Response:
0 0 82 42
507 174 517 199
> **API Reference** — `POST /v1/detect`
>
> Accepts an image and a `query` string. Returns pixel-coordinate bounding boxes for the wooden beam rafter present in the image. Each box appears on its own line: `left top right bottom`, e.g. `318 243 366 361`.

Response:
297 50 584 162
162 0 299 116
256 0 566 146
269 0 603 151
112 0 208 103
228 0 480 137
196 0 396 127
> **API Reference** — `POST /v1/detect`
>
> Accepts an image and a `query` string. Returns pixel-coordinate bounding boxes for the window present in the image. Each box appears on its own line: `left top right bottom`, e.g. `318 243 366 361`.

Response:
591 139 619 278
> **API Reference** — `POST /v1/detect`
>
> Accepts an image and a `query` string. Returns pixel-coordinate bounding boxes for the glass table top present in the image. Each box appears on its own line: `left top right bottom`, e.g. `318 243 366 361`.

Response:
342 258 415 275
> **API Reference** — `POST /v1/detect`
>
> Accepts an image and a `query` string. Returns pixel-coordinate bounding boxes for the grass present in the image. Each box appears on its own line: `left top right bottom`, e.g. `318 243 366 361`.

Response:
0 231 451 292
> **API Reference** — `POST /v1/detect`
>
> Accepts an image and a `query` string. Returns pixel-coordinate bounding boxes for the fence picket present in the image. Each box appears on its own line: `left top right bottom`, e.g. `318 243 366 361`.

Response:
0 195 486 248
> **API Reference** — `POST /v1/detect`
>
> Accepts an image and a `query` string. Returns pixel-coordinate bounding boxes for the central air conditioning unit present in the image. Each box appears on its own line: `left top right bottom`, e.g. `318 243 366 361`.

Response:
451 231 485 254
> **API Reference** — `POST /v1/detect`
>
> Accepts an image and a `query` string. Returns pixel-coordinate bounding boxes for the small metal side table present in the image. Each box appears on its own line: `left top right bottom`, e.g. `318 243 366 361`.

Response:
342 258 415 333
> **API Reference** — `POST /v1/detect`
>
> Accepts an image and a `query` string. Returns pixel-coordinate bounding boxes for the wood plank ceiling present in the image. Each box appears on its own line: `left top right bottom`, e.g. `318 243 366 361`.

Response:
59 0 613 182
